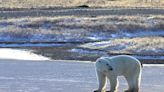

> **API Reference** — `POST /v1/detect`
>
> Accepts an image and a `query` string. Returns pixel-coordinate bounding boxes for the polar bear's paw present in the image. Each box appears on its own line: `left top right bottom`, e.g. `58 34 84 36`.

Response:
106 91 118 92
93 90 108 92
93 90 117 92
124 90 132 92
93 90 104 92
124 89 139 92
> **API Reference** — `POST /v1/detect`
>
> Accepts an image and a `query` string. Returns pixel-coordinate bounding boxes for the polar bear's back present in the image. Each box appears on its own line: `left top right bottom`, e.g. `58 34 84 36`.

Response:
101 55 142 75
109 55 142 73
96 55 141 68
109 55 141 65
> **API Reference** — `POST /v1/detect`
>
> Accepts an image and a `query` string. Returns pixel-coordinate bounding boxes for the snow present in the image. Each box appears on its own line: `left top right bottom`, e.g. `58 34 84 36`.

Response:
0 43 68 47
70 48 106 55
0 60 163 92
92 41 111 46
134 55 164 60
109 30 164 39
0 48 50 60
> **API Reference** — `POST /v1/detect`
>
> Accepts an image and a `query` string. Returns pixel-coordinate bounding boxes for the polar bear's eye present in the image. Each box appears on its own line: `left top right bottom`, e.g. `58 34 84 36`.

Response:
106 63 109 66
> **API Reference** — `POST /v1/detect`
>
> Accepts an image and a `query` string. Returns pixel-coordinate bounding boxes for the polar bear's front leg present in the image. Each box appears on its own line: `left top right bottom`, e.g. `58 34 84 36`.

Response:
107 75 118 92
94 71 107 92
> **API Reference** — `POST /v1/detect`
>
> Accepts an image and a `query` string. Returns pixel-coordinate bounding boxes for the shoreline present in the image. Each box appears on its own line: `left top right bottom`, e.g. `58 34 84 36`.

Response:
2 46 162 64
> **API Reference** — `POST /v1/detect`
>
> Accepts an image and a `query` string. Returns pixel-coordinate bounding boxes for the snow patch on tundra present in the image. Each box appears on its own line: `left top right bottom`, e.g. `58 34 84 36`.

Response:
0 48 50 60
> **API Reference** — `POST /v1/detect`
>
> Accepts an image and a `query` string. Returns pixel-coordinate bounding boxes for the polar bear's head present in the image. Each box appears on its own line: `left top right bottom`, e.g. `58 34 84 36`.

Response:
96 58 113 73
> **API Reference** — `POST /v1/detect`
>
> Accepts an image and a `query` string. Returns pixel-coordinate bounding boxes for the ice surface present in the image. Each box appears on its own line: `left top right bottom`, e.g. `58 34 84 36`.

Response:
0 60 163 92
0 48 50 60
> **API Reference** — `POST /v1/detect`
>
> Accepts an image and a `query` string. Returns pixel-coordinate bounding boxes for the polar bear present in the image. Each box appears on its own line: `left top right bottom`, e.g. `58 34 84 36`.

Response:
94 55 142 92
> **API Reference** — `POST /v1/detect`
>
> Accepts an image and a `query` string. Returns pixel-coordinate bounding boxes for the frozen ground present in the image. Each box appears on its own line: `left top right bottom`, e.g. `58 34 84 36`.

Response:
0 59 164 92
0 48 164 92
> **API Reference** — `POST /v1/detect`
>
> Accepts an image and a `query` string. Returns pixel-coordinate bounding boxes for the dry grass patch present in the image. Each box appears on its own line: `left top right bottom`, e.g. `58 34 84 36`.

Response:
1 15 164 31
79 37 164 55
0 15 163 42
0 0 163 8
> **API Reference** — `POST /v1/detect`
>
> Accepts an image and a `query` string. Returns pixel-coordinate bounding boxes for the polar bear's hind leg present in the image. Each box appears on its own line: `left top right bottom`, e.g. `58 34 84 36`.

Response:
125 71 141 92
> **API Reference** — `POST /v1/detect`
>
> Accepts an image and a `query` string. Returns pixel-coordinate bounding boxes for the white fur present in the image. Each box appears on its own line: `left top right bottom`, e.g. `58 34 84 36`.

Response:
94 55 142 92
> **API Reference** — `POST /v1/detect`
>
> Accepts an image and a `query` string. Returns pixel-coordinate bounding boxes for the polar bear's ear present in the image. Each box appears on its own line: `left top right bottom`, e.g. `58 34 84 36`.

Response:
97 58 103 63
